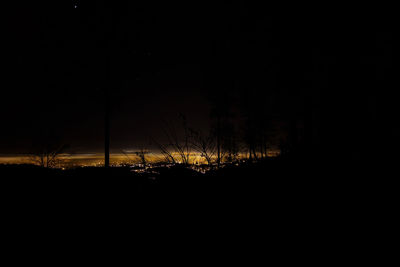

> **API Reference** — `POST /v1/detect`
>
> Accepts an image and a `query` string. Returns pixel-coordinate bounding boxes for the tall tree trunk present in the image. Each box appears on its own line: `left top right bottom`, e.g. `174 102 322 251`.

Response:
105 85 110 168
217 116 221 168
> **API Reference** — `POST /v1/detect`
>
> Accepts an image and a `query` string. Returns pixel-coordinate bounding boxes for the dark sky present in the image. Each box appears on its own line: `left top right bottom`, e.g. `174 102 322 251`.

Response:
2 2 397 156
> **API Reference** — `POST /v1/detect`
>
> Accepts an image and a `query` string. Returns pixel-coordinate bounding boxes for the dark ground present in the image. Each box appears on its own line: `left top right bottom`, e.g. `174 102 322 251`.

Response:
1 159 396 261
1 159 395 206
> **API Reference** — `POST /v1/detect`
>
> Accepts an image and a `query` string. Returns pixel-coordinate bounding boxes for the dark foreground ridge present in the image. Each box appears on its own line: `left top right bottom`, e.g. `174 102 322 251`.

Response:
1 158 396 254
1 158 395 203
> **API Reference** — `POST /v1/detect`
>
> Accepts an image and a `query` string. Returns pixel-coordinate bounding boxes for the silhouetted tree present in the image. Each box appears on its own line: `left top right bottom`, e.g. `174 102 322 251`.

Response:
220 122 239 162
30 143 68 168
208 87 237 167
189 128 216 165
134 148 149 167
92 1 126 167
155 115 192 165
152 138 177 164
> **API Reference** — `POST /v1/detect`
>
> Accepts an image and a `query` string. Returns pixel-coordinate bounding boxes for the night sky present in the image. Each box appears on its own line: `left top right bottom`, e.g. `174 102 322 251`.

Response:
2 2 397 159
